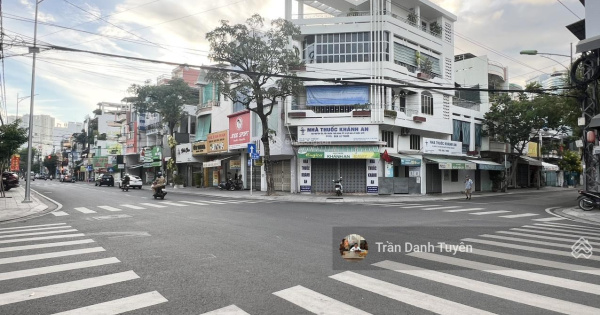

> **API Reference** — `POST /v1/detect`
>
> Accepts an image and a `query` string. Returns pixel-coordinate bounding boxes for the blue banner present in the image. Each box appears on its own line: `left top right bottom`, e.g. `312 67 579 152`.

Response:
306 86 369 106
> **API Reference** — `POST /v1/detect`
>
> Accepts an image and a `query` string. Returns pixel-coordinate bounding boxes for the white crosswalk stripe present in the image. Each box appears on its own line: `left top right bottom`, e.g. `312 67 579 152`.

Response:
51 291 168 315
120 204 146 209
0 225 71 234
97 206 122 212
499 213 539 218
0 240 97 255
510 227 600 241
52 211 69 216
444 208 485 212
532 217 566 222
535 222 600 232
273 285 372 315
74 207 96 213
421 206 461 210
0 229 78 239
470 210 511 215
200 305 251 315
462 237 600 261
542 222 600 231
0 223 67 231
479 234 576 249
522 225 600 236
400 205 441 208
0 257 120 281
158 201 188 206
0 233 85 244
180 201 209 206
139 203 167 208
497 230 600 246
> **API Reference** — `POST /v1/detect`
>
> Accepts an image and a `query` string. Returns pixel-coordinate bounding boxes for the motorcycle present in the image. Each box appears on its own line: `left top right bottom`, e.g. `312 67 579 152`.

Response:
218 178 233 190
577 190 600 211
121 177 130 192
153 185 167 200
333 177 343 196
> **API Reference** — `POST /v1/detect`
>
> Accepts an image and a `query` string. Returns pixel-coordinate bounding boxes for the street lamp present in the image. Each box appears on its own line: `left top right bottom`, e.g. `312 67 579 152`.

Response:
16 94 37 118
24 0 45 203
519 49 573 71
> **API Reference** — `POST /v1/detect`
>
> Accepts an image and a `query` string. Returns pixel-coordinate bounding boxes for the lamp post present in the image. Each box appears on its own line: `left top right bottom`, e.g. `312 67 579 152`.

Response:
519 49 572 71
24 0 46 203
16 94 37 118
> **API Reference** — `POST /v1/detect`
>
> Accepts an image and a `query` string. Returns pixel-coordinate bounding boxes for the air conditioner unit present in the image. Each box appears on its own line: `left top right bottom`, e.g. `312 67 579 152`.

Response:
400 127 411 136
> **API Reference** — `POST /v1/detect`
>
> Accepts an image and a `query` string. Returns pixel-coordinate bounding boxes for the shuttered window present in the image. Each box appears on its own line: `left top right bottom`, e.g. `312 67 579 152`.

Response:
394 43 417 71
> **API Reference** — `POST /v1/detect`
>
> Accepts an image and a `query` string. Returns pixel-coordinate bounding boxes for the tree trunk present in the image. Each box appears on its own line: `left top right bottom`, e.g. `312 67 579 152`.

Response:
258 113 275 196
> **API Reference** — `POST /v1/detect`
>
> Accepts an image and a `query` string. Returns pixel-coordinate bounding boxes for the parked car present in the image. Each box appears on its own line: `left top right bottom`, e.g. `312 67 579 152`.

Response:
2 172 20 191
96 174 114 187
23 172 35 181
116 175 143 189
38 174 47 180
61 174 75 183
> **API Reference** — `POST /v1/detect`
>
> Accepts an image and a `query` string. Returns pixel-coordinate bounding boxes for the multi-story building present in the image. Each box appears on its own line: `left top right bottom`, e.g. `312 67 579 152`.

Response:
7 114 55 156
526 70 568 94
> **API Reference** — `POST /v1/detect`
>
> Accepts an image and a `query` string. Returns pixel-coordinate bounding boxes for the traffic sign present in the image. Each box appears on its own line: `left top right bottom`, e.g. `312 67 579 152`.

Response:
247 143 256 154
251 153 260 160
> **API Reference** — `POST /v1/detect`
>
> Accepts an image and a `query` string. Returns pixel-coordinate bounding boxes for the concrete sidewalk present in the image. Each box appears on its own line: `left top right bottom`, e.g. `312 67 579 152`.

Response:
557 207 600 225
0 187 52 223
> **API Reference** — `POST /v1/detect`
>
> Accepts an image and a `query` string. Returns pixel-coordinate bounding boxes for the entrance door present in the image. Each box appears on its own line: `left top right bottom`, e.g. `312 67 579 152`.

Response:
312 159 338 193
340 160 366 193
272 160 291 192
475 170 481 191
426 164 442 193
245 162 261 190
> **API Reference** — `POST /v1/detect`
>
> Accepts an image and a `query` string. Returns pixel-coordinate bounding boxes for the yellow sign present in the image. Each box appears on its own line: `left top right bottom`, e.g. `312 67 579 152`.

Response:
192 141 207 155
527 142 539 157
212 170 220 186
207 130 228 154
254 157 263 166
230 160 241 169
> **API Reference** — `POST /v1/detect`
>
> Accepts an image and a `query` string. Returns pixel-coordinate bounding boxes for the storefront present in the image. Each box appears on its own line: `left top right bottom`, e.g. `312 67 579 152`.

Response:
192 141 207 187
517 156 542 188
203 130 230 187
142 146 162 184
229 111 251 190
175 143 202 187
468 159 505 191
542 161 560 187
380 153 421 194
425 157 476 194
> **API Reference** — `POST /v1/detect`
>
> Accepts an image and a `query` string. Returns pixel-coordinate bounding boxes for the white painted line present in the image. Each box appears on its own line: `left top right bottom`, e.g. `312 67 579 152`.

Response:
444 208 485 213
400 205 441 208
533 217 566 222
0 270 139 306
200 304 251 315
273 285 371 315
499 213 539 218
511 228 600 241
0 229 78 239
421 206 461 210
51 211 69 216
139 203 167 208
330 271 494 315
119 204 145 210
469 248 600 276
97 206 122 212
374 260 600 315
0 233 86 244
497 231 600 246
480 234 573 249
74 207 96 214
51 291 168 315
408 252 600 295
0 257 120 281
537 222 600 232
158 202 188 207
180 201 209 206
0 247 105 265
200 200 228 204
0 239 95 253
462 238 600 261
0 226 72 235
542 222 600 231
209 200 244 203
0 223 67 231
521 225 600 237
470 210 511 215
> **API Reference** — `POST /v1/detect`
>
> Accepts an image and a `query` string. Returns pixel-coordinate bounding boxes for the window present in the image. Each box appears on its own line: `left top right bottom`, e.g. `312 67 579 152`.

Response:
410 134 420 150
313 32 389 64
451 170 458 182
381 130 394 148
421 92 433 115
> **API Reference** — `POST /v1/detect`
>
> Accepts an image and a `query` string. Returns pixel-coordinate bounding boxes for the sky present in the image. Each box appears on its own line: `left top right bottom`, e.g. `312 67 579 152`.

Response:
1 0 586 124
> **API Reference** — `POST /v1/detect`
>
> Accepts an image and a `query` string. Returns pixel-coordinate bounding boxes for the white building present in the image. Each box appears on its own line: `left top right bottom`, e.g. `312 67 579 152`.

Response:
526 70 568 94
7 114 56 156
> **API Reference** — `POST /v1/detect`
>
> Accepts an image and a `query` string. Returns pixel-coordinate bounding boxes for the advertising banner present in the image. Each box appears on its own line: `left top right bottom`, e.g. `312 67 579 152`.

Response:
228 111 251 149
176 143 201 163
230 160 241 169
10 154 20 171
366 159 378 194
527 142 539 157
298 125 378 143
192 141 207 156
207 130 228 154
422 138 463 156
299 158 311 193
306 86 369 106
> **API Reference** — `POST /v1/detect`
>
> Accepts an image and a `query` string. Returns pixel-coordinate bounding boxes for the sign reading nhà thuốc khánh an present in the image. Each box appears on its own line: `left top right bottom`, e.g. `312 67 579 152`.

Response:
422 138 463 156
297 125 379 143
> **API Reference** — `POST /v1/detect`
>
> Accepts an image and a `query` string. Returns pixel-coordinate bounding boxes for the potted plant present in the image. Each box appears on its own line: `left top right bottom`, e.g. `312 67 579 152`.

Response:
430 21 442 36
489 171 503 192
194 172 203 188
407 11 418 26
173 174 184 189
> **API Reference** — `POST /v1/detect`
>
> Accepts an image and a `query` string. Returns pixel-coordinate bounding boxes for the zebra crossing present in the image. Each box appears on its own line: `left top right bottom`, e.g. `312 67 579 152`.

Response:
199 221 600 314
0 222 167 314
50 199 282 216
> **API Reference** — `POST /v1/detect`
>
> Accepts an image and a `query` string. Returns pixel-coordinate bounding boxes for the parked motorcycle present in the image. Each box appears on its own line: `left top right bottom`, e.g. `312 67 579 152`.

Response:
218 178 233 190
153 185 167 200
333 177 343 196
577 190 600 211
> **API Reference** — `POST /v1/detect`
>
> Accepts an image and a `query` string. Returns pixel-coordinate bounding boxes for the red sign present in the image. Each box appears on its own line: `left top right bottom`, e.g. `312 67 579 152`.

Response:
10 155 20 171
126 122 138 155
228 110 251 149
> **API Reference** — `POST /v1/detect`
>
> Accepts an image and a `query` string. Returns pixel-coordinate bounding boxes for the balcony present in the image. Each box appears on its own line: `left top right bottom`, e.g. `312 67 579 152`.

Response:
196 101 218 116
290 103 419 117
452 97 480 111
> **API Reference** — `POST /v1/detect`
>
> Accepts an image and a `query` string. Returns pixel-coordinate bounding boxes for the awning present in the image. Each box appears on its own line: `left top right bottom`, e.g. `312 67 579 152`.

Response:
388 153 421 166
468 160 505 171
203 156 234 168
520 156 543 167
426 157 476 170
542 162 560 171
298 145 380 159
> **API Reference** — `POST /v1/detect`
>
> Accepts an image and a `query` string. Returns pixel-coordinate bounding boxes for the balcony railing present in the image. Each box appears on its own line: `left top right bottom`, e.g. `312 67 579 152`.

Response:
290 104 420 116
452 97 481 111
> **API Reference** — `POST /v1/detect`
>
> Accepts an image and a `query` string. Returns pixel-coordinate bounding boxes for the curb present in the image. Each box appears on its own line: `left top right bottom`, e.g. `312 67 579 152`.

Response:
551 207 600 226
0 189 61 224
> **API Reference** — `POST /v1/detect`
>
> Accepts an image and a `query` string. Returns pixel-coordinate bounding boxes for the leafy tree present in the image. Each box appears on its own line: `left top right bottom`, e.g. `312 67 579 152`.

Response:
0 120 28 196
558 150 582 173
18 147 39 172
206 14 303 195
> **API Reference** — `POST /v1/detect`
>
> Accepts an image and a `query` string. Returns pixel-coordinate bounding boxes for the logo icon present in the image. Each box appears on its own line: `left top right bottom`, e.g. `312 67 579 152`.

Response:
300 127 305 135
571 237 593 259
236 117 243 130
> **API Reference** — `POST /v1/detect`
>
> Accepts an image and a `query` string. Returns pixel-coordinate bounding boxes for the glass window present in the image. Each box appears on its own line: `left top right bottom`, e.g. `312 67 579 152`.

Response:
357 33 363 41
352 33 358 41
328 44 333 54
358 54 363 62
316 45 322 54
328 34 333 43
358 44 363 53
340 45 345 53
352 43 357 53
334 45 339 54
352 55 357 62
334 34 339 42
328 56 334 63
364 32 370 41
334 55 340 63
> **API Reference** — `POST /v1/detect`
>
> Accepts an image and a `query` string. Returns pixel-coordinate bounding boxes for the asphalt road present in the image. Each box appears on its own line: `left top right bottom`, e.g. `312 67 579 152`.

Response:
0 180 598 314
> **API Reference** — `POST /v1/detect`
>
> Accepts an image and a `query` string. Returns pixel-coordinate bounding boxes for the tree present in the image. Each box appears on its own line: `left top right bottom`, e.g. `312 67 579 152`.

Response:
18 147 39 173
0 120 28 196
206 14 303 195
558 150 582 173
43 154 59 177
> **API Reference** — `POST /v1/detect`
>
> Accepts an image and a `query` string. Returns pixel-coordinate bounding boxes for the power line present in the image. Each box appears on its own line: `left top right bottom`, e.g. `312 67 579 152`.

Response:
556 0 581 19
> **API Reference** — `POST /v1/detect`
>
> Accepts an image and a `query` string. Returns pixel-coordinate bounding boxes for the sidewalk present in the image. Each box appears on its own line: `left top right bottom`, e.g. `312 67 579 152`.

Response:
557 207 600 225
0 187 52 223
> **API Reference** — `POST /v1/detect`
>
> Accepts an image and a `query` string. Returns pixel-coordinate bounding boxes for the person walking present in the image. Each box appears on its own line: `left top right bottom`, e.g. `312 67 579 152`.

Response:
464 175 474 199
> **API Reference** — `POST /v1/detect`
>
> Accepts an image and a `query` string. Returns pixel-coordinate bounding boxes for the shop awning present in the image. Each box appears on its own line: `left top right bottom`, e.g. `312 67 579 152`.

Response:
542 162 560 171
203 156 234 168
426 157 476 170
298 145 380 159
520 156 543 167
388 153 421 166
468 160 505 171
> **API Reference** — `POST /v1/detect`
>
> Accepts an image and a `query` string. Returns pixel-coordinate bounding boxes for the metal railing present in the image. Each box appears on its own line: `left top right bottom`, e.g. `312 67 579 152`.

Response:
452 97 481 111
290 104 421 116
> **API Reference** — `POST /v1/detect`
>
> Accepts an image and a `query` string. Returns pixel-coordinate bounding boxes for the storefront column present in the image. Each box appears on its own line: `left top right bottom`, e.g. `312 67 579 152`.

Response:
290 155 298 193
420 163 427 195
241 152 248 189
261 163 267 192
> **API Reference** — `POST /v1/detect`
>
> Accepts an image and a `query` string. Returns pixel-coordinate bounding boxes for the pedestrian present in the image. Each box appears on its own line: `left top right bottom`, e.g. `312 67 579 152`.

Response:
464 175 474 200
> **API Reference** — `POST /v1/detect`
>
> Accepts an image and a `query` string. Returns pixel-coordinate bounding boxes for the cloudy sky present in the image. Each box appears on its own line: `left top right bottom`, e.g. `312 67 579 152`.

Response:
2 0 585 124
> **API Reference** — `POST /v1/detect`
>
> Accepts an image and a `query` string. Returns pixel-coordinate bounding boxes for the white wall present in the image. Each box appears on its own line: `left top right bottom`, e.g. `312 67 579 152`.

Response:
441 169 475 193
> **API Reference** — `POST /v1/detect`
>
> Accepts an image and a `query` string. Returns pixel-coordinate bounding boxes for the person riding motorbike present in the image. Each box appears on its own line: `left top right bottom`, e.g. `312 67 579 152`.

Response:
122 174 131 189
152 175 166 195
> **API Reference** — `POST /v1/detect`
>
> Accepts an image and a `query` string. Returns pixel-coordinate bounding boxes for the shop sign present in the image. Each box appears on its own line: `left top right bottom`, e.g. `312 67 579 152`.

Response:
401 157 421 166
366 159 378 194
527 142 539 157
203 160 221 168
230 160 241 169
253 157 263 166
228 111 251 149
422 138 463 156
212 171 219 186
298 151 379 159
438 162 476 170
207 130 228 153
409 167 420 177
297 125 379 143
385 162 394 177
298 159 311 193
176 143 196 163
93 157 108 169
10 154 20 171
192 141 207 155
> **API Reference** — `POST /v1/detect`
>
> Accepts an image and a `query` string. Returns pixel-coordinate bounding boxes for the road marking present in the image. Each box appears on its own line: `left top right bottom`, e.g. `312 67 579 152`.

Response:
511 228 600 241
0 223 67 231
209 199 244 203
200 304 250 315
0 239 95 253
158 201 188 207
470 210 511 215
51 211 69 216
444 208 485 212
0 226 72 235
274 285 371 315
201 200 228 204
97 206 122 212
0 247 105 265
0 257 120 281
480 234 574 249
497 230 600 246
421 206 461 210
0 233 85 244
330 271 494 315
521 225 600 236
120 204 145 210
533 217 566 222
180 201 209 206
51 291 168 315
139 203 167 208
462 238 600 261
0 229 78 239
374 260 600 315
537 222 600 232
0 270 139 306
408 252 600 295
542 222 600 231
400 205 440 208
468 248 600 276
74 207 96 214
499 213 539 218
